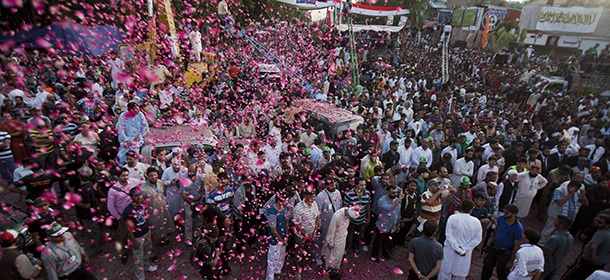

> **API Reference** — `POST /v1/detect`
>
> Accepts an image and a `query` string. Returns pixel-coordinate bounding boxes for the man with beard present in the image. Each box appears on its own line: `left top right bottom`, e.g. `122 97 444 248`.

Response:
372 184 403 264
481 204 523 280
292 190 320 276
382 140 400 172
116 102 149 166
411 138 433 169
323 206 359 269
365 171 390 251
515 165 548 219
232 176 259 253
181 166 206 245
394 178 418 246
140 167 173 246
315 179 342 265
343 177 371 255
74 166 104 258
561 213 610 280
451 148 474 188
41 222 94 280
266 193 289 280
107 168 140 263
123 187 158 279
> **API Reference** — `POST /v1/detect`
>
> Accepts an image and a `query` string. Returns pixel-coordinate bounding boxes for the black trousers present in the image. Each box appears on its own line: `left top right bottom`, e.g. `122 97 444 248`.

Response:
59 266 97 280
199 264 220 280
481 247 511 280
234 216 257 253
393 220 414 246
371 227 392 259
363 214 378 246
561 256 604 280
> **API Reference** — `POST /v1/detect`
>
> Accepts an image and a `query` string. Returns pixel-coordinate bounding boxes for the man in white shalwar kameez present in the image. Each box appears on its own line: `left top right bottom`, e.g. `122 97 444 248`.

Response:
322 206 359 269
439 199 482 280
515 165 548 218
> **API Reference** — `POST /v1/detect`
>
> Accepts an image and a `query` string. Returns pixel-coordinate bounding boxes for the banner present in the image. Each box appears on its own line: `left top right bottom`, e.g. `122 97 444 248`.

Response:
462 8 478 26
275 0 409 15
451 8 465 26
481 13 490 49
386 15 394 25
438 11 452 25
479 7 507 31
536 6 602 33
398 16 408 27
350 3 409 16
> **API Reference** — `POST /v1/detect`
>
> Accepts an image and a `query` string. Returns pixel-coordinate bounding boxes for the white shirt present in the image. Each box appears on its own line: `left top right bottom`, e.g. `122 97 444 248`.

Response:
262 143 283 168
398 145 414 168
507 244 544 280
161 166 188 185
441 146 458 166
440 213 482 277
411 146 433 168
451 158 474 188
586 144 605 164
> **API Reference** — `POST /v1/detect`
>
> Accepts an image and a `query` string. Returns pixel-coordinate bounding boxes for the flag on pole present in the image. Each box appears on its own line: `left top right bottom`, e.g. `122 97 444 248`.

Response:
481 12 491 49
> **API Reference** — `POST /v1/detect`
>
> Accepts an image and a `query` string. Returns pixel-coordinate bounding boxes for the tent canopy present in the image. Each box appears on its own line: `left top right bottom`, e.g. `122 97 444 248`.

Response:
0 22 124 57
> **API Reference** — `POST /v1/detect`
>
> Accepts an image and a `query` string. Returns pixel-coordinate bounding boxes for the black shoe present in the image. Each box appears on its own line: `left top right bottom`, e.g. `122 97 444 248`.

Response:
150 256 159 263
121 253 129 264
372 257 382 264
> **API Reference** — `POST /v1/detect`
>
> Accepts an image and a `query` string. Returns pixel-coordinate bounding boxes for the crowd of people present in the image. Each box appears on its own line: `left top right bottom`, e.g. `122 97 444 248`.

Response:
0 5 610 280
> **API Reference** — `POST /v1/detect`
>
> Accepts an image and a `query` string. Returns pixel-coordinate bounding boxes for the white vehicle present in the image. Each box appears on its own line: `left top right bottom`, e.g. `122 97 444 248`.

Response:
256 63 281 79
141 125 218 164
534 75 569 95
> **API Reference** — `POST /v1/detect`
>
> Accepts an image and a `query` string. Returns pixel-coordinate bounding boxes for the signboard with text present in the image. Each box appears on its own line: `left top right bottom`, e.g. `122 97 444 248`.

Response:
536 6 602 33
462 8 478 26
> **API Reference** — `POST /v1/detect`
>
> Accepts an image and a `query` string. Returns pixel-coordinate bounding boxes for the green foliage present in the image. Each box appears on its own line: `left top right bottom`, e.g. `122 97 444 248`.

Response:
491 20 526 52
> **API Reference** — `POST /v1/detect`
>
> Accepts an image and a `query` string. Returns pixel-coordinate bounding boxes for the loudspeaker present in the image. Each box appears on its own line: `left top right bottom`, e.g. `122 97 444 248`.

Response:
454 40 466 48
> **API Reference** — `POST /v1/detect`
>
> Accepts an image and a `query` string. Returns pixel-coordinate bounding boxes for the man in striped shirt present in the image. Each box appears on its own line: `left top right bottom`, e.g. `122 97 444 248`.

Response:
343 177 371 255
292 190 319 276
28 122 56 170
206 172 234 218
0 130 16 185
418 179 455 232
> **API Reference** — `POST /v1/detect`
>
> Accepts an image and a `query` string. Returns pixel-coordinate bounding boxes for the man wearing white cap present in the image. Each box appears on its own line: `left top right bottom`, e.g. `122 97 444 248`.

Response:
322 206 360 269
161 157 188 186
496 169 520 216
0 229 41 279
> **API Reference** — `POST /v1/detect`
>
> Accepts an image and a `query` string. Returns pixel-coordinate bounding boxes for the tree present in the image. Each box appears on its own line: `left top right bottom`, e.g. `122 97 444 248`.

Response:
491 20 526 52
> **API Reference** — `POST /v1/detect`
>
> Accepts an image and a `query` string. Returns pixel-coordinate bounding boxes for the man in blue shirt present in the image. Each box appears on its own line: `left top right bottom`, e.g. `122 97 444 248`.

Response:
123 187 158 280
372 184 403 264
266 193 289 280
481 204 523 280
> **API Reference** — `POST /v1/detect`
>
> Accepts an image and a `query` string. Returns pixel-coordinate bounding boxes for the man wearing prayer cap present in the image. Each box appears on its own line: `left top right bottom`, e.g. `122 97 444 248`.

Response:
322 206 360 269
497 169 520 216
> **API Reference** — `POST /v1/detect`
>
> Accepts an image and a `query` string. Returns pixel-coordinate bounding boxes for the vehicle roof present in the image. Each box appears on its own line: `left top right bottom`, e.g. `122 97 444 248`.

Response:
292 99 363 125
144 125 218 147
